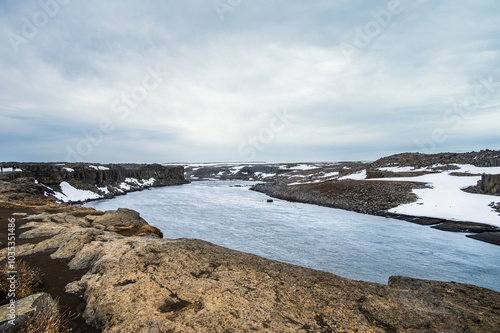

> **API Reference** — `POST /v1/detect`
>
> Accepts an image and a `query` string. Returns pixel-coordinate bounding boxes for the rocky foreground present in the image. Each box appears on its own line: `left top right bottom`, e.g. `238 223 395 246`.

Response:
1 163 500 332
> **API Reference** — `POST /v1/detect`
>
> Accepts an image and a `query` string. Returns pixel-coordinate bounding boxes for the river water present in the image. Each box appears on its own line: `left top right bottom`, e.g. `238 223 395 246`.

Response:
85 181 500 291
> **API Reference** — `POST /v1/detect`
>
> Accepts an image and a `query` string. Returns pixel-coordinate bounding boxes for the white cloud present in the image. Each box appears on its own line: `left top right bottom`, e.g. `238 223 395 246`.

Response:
1 0 499 162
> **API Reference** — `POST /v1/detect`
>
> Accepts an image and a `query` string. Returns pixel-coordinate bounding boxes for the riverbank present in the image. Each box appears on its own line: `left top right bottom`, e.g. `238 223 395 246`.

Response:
250 179 500 246
183 150 500 246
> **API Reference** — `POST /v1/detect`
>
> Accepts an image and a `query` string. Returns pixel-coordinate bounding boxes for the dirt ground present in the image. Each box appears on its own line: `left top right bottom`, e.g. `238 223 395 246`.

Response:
0 207 101 332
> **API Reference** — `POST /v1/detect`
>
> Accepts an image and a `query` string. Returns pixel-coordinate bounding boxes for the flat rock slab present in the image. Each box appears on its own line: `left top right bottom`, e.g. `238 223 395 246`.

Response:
388 214 446 226
432 221 500 233
467 232 500 246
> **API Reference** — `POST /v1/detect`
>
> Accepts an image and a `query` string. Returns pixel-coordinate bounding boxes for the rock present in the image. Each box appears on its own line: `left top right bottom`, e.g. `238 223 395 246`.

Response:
18 222 66 238
2 163 187 187
252 179 427 215
117 225 163 238
478 174 500 195
0 293 58 332
432 221 499 233
70 238 500 333
467 232 500 246
91 208 147 231
65 281 86 294
50 228 103 259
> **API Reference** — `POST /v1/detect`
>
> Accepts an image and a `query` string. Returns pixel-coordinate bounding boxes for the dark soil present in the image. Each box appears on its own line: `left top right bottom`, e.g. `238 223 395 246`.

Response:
0 207 101 333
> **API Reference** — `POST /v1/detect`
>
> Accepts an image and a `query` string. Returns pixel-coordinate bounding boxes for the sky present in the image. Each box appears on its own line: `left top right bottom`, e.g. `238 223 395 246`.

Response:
1 0 499 163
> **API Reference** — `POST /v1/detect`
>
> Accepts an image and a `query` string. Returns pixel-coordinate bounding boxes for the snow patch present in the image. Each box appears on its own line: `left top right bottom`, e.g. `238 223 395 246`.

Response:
89 165 110 170
53 182 101 202
254 172 276 178
229 166 245 174
119 182 131 190
64 167 75 172
378 166 428 172
339 170 367 180
373 169 500 227
98 186 110 194
1 167 22 172
287 164 319 171
320 171 339 178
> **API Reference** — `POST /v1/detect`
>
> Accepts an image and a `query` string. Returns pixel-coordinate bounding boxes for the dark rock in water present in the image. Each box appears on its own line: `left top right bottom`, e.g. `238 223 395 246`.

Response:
387 214 446 226
467 232 500 246
252 180 426 215
267 199 273 203
431 221 500 233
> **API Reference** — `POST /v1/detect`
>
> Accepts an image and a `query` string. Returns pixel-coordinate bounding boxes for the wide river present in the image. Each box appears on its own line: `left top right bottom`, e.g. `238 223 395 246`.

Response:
85 181 500 291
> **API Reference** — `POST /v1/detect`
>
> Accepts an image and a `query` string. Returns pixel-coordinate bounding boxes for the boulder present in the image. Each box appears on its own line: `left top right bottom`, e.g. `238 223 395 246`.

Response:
0 293 58 332
91 208 148 231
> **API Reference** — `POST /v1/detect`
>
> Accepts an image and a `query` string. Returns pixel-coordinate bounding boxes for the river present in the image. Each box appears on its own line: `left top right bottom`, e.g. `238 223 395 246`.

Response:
85 181 500 291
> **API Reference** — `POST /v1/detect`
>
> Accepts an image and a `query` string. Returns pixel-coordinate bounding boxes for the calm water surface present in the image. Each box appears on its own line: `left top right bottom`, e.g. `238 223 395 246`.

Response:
85 181 500 291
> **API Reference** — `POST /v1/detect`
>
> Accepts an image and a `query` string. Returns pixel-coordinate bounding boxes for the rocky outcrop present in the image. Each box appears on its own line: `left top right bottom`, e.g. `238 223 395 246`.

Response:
2 163 186 187
252 179 427 215
371 150 500 168
0 163 188 203
3 211 499 332
478 174 500 195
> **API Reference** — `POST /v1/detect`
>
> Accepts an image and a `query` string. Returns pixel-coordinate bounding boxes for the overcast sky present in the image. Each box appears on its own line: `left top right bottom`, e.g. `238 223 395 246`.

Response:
1 0 499 163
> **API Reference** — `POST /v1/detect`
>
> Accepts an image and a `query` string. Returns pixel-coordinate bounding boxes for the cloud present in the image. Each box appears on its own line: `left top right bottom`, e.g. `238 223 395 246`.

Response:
1 0 499 162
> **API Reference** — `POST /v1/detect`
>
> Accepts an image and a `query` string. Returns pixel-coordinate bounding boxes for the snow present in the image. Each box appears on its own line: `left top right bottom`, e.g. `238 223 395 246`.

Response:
369 166 500 227
53 182 101 202
125 177 141 185
229 166 245 174
64 167 75 172
339 170 367 180
123 177 156 186
89 165 110 170
451 164 500 174
254 172 276 178
34 180 38 184
320 171 339 178
288 179 325 186
98 186 110 194
1 167 22 172
119 182 131 190
142 178 155 186
378 166 428 172
286 164 319 171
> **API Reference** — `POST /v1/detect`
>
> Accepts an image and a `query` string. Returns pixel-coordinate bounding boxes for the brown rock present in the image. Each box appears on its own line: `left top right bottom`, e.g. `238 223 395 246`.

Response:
91 208 147 231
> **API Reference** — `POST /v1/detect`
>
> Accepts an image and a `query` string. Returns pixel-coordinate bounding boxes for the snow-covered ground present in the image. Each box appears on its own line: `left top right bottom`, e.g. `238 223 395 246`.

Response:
1 167 22 172
89 165 110 170
371 165 500 227
284 164 319 171
53 182 101 202
50 177 158 202
378 166 428 172
339 169 367 180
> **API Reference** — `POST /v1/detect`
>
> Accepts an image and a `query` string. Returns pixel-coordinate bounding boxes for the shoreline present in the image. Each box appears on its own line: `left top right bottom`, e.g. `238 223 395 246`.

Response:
249 180 500 246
